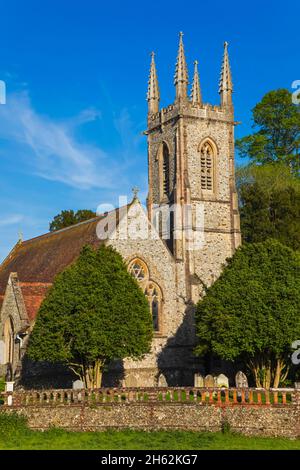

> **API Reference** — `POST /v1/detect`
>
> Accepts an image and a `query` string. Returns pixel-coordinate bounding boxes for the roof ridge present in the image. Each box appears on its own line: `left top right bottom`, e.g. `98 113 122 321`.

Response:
22 214 104 245
0 200 136 281
21 203 132 246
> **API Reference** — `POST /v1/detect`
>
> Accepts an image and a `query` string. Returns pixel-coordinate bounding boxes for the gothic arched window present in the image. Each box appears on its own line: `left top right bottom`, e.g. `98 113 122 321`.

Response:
145 282 162 332
4 317 14 364
128 258 163 333
200 141 214 191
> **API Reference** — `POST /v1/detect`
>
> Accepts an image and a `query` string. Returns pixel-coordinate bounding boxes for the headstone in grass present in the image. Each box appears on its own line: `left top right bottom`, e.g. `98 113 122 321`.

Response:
235 371 248 388
194 373 204 387
73 380 84 390
204 374 214 387
216 373 229 388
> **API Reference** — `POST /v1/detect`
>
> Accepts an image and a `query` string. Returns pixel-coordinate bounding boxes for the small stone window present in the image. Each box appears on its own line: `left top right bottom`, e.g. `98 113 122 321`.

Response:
4 317 14 365
200 141 214 191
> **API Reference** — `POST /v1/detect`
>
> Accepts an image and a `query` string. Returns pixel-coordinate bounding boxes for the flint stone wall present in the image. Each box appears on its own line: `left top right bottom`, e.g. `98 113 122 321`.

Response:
2 398 300 438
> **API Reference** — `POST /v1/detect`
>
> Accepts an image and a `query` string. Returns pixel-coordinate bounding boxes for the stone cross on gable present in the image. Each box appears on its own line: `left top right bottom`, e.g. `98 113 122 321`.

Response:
132 187 140 199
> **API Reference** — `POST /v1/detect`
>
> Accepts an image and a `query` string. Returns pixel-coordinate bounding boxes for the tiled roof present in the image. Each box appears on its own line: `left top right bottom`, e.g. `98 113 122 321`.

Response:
19 283 52 321
0 206 126 296
0 204 132 321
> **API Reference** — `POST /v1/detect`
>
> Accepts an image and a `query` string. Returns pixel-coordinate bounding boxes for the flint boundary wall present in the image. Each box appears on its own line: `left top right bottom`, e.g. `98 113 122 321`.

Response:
1 387 300 437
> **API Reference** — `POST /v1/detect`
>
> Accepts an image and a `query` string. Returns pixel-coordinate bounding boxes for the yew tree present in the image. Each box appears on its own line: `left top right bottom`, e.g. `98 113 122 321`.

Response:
195 239 300 389
27 245 153 388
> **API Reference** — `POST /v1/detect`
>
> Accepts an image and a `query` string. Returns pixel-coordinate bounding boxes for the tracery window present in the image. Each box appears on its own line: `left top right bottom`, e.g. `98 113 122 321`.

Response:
200 141 214 191
129 261 147 282
145 282 162 331
128 258 163 333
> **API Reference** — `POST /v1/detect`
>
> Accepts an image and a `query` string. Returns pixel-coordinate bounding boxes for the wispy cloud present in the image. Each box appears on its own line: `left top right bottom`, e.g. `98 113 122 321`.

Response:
0 91 129 190
113 108 144 164
0 214 24 227
0 90 149 262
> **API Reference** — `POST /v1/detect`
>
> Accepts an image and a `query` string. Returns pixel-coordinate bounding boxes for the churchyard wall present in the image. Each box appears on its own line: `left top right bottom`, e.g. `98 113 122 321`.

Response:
1 387 300 438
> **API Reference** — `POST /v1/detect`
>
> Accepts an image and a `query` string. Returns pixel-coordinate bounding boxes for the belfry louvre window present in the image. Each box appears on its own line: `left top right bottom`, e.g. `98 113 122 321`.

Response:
200 142 214 190
162 143 170 196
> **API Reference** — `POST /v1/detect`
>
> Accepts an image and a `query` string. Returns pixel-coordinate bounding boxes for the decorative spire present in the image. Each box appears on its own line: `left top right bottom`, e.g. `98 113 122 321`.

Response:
174 32 188 101
191 60 202 105
147 52 160 114
219 41 233 109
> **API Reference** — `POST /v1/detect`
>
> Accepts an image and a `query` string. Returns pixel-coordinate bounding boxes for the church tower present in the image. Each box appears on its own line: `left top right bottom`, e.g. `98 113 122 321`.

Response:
146 34 241 303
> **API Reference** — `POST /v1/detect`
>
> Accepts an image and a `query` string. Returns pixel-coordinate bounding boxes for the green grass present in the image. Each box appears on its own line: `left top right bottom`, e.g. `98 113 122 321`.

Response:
0 413 299 450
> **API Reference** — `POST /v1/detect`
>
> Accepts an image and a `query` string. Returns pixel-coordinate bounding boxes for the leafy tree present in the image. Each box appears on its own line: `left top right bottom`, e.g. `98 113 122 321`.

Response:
236 89 300 175
27 245 153 388
195 239 300 389
236 164 300 250
49 209 96 232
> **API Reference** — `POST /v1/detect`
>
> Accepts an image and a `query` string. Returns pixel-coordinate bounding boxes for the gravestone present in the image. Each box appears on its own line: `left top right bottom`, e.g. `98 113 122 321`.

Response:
194 373 204 387
5 381 14 392
158 373 168 387
72 380 84 390
235 371 248 388
204 374 214 387
216 373 229 388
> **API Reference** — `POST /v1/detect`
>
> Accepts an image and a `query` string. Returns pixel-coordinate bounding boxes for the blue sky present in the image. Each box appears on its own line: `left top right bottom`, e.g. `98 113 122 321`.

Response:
0 0 299 261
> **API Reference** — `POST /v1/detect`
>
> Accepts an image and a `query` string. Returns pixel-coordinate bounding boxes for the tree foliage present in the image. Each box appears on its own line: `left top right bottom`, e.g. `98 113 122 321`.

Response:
236 89 300 175
195 239 300 388
236 163 300 250
49 209 96 232
27 245 153 388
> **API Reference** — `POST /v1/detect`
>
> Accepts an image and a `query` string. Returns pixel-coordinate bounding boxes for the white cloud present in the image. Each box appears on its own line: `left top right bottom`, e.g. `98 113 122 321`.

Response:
0 91 127 190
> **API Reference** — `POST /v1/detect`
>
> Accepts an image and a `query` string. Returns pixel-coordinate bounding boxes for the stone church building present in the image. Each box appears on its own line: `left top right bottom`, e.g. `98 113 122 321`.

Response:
0 35 241 387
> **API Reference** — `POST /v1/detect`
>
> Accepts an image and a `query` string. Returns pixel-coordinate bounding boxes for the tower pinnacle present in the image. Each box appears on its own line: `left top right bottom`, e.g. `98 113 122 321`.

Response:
219 41 233 109
174 32 188 101
147 52 160 114
191 60 202 105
